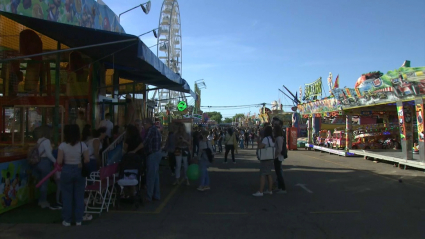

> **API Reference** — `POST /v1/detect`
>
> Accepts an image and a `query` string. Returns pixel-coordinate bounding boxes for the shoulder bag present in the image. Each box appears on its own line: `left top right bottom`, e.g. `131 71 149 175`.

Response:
257 137 275 161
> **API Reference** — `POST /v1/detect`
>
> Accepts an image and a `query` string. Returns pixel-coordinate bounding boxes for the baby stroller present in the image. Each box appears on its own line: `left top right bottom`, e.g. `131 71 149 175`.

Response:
116 153 144 209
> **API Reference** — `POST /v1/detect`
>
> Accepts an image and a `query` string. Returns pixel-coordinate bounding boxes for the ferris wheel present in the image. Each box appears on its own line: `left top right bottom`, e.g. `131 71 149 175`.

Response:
155 0 184 112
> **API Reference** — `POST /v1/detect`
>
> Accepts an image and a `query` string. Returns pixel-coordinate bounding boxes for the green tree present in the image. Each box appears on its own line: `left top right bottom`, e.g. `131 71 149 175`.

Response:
223 118 233 123
205 111 223 124
233 113 245 122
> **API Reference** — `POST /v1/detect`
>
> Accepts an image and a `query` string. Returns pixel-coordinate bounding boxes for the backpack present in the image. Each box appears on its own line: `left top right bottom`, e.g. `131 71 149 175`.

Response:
27 139 47 165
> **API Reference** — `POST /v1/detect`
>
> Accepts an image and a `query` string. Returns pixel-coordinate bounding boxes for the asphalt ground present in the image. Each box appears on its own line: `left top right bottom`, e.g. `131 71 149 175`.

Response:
2 146 425 239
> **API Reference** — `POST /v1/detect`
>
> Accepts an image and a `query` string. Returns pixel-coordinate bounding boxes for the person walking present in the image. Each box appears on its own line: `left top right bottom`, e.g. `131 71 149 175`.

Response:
253 126 275 197
76 111 86 135
273 125 287 194
163 124 176 176
129 118 162 202
57 124 90 226
173 123 191 185
85 127 107 174
217 130 223 153
208 130 216 153
224 128 237 164
197 130 212 191
33 126 57 209
98 113 113 146
244 131 250 148
250 131 256 149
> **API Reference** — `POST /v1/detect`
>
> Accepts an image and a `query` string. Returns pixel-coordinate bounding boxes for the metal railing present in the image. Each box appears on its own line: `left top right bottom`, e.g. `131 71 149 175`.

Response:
102 132 126 166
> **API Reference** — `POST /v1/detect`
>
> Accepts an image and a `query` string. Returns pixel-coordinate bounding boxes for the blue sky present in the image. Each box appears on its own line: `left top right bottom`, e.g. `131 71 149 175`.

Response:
104 0 425 119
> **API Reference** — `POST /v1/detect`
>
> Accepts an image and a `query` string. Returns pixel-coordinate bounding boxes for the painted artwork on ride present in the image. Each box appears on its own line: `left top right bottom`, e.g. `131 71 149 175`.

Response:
0 159 53 214
298 66 425 115
0 0 125 33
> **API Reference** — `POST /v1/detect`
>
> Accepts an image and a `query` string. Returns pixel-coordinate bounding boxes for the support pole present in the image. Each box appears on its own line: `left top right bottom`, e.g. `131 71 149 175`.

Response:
54 42 61 145
415 97 425 163
91 63 100 129
112 70 119 99
396 101 413 160
307 116 313 145
346 114 352 151
142 84 147 119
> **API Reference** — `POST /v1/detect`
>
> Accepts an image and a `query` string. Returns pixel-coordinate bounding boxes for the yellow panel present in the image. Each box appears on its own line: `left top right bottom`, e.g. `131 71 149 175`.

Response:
105 69 114 86
0 15 69 55
105 69 133 85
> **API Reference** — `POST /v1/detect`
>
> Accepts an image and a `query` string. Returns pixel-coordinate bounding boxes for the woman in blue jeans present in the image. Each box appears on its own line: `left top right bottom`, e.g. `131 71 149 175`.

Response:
197 130 212 191
57 124 89 226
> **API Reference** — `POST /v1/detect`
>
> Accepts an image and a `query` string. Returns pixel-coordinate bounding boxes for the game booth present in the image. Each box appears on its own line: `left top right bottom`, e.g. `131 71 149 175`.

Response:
297 62 425 170
0 1 194 215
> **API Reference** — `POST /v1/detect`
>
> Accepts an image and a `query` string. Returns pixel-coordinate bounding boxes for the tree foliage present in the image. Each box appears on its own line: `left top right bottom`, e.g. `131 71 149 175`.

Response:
205 111 223 124
233 113 245 121
223 118 233 123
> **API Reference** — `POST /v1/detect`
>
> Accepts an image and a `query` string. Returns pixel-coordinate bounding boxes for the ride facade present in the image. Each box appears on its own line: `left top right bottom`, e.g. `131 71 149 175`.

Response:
298 62 425 168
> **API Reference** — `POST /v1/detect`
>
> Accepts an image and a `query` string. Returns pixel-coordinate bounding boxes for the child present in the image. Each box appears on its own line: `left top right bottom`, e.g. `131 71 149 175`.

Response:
197 130 213 191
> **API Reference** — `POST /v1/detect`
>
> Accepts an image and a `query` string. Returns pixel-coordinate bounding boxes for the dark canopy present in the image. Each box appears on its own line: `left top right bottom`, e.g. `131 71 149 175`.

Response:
0 11 194 97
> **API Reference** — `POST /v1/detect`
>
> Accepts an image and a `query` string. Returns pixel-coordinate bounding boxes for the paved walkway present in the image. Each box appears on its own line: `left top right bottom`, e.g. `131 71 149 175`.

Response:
2 148 425 239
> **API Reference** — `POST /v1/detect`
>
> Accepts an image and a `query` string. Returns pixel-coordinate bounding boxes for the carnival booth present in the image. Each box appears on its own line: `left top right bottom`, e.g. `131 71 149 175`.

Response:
0 0 194 214
297 63 425 169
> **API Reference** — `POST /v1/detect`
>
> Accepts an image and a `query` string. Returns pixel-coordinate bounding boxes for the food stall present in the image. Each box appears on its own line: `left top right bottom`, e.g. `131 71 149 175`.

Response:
298 64 425 169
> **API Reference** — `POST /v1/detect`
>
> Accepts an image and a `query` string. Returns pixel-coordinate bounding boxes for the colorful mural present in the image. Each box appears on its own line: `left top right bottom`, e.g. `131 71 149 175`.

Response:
0 0 125 33
298 66 425 115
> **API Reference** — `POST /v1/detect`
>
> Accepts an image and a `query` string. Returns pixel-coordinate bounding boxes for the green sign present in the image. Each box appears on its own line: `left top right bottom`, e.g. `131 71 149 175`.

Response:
177 101 187 111
304 77 322 100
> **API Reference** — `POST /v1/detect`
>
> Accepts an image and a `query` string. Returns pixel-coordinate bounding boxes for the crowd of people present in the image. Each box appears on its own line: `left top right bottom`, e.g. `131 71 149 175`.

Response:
32 110 289 226
33 111 118 226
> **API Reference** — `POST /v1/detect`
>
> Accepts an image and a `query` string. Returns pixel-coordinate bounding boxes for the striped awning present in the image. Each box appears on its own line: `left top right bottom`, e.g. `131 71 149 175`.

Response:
374 87 394 93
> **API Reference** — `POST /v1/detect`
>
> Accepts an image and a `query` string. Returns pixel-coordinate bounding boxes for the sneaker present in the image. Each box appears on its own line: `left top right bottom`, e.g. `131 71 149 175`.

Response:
276 190 287 194
203 186 210 190
263 190 273 195
197 187 205 191
49 203 62 210
252 191 263 197
38 201 50 209
76 222 82 226
83 214 93 221
62 221 71 227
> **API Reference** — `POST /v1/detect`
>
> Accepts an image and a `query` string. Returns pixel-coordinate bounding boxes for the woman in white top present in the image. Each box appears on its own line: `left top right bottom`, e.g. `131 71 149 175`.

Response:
34 127 56 209
57 124 89 226
197 130 213 191
85 127 107 173
253 126 275 197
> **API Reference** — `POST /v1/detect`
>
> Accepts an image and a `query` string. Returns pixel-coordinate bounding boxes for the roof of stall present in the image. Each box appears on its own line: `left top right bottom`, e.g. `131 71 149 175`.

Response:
0 11 196 99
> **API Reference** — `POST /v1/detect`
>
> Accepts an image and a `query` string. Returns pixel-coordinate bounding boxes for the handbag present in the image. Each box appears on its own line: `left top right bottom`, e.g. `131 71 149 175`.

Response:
257 137 275 161
81 142 90 177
